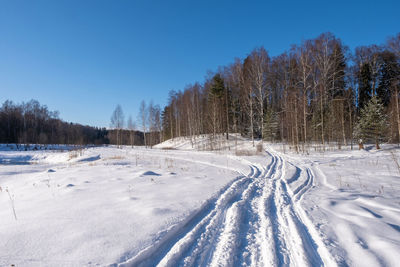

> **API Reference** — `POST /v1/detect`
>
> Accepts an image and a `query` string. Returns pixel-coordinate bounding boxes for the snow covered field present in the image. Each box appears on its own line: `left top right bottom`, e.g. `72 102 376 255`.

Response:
1 138 399 266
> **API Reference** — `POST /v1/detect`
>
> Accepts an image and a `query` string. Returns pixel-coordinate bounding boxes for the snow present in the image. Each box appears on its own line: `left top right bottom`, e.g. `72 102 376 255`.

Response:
1 138 399 266
268 143 400 266
0 145 248 266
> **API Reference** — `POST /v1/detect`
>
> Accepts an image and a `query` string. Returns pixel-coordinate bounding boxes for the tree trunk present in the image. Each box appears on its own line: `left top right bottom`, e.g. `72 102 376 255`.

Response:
303 94 307 144
117 129 119 148
349 102 353 150
169 109 173 139
341 101 347 146
396 86 400 144
320 88 325 146
250 97 254 147
225 86 229 140
294 99 299 152
376 138 380 149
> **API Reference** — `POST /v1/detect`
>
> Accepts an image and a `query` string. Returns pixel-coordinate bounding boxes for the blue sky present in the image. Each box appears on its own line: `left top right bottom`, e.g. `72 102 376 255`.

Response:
0 0 399 127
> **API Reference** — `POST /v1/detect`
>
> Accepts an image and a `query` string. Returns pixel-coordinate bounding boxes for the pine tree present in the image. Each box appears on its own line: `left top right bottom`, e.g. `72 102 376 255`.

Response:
354 96 387 149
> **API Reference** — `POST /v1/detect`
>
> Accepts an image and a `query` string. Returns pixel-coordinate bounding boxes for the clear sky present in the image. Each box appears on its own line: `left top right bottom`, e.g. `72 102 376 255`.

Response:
0 0 399 128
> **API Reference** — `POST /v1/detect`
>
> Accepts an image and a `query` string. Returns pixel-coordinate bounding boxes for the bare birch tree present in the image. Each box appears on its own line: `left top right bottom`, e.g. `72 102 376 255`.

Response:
248 47 270 141
110 104 124 148
139 100 147 147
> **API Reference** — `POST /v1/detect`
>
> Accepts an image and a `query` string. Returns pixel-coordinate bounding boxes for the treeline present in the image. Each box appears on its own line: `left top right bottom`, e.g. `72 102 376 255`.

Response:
0 100 109 145
162 32 400 150
0 99 153 147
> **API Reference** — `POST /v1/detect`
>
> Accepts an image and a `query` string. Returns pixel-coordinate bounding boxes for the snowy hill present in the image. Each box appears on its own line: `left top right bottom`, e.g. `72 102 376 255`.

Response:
154 133 263 154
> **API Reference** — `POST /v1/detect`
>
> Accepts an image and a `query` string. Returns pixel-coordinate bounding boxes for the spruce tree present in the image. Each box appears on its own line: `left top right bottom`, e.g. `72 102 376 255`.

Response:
358 63 372 111
331 43 346 98
210 74 225 99
263 109 279 142
377 51 399 107
354 96 387 149
208 74 225 138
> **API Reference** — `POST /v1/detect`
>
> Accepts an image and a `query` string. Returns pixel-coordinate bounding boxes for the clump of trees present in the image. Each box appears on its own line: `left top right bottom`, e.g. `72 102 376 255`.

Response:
162 32 400 150
0 100 109 145
108 101 162 148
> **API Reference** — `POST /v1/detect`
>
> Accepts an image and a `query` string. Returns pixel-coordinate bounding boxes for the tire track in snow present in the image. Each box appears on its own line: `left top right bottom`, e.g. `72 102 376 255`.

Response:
118 150 337 267
118 165 261 267
158 165 262 267
267 151 337 267
209 160 277 267
292 167 314 201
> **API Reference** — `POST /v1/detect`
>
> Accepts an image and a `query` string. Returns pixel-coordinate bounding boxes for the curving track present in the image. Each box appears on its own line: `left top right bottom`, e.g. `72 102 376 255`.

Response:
118 149 337 267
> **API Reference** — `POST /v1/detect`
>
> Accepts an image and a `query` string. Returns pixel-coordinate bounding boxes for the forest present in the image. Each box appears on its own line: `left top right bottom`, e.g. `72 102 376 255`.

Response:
0 99 109 146
161 32 400 150
0 99 146 147
1 32 399 150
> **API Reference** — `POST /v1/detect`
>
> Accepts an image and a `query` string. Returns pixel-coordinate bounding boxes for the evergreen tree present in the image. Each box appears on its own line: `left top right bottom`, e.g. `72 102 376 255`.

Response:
331 43 346 98
210 74 225 99
354 96 387 149
208 74 226 138
263 109 279 142
161 106 172 140
358 63 372 111
377 51 400 107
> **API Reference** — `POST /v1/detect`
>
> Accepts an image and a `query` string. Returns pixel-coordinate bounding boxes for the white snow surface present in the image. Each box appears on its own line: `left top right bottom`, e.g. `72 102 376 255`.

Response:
1 138 399 266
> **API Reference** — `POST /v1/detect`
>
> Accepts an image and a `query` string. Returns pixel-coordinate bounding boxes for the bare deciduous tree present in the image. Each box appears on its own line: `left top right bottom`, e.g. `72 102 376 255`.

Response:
110 104 124 148
139 100 148 147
